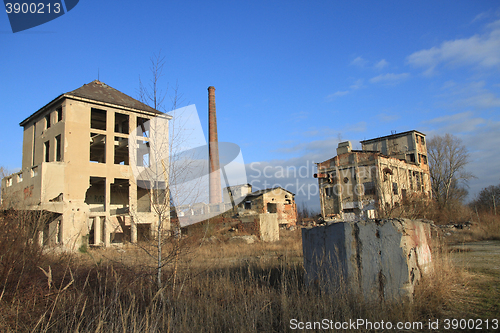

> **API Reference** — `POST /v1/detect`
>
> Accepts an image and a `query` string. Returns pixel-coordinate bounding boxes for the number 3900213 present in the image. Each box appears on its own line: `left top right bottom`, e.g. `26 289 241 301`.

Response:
5 3 61 14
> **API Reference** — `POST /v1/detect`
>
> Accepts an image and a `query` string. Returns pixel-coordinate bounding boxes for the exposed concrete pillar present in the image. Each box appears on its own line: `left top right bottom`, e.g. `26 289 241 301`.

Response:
129 179 138 244
105 178 111 247
131 218 138 243
103 216 110 247
38 230 44 247
94 216 101 245
208 86 222 204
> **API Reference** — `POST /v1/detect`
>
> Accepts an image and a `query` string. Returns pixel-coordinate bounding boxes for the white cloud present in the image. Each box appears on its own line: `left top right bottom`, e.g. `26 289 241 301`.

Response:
350 56 368 67
424 111 486 133
377 113 400 123
438 80 500 109
374 59 389 69
422 112 500 200
326 90 349 100
407 19 500 75
369 72 409 84
350 78 365 90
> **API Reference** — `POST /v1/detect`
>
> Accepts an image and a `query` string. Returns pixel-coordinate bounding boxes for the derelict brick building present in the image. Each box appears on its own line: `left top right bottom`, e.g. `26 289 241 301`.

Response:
314 130 431 221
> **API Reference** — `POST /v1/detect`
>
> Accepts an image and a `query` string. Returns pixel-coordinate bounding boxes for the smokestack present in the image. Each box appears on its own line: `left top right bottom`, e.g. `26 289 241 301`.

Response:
208 86 222 204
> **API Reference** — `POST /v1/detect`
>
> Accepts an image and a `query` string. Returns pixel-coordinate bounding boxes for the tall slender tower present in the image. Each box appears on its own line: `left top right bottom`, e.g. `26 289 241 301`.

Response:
208 86 222 204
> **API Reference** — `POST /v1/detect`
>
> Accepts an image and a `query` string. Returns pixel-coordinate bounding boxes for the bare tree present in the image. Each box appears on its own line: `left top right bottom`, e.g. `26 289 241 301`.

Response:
470 183 500 214
427 133 474 209
133 52 206 294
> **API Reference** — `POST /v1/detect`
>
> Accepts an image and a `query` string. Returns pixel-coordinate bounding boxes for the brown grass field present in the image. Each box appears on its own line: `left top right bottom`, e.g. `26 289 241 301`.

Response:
1 212 500 332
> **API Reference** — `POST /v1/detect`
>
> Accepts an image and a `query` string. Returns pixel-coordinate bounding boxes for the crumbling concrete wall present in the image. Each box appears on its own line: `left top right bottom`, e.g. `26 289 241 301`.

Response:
239 213 279 242
302 219 432 301
259 213 279 242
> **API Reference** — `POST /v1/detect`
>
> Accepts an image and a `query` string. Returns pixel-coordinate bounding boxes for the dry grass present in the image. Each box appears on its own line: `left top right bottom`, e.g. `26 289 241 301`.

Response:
0 216 497 332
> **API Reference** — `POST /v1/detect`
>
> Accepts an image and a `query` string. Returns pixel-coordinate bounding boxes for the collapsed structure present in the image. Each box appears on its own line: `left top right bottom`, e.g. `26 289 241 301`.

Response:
1 80 171 251
314 130 431 221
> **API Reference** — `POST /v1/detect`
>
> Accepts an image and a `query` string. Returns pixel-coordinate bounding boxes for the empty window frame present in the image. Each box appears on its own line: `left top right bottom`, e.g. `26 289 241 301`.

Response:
393 182 398 195
137 117 149 137
85 177 106 212
416 172 422 191
114 137 129 165
421 154 428 165
114 113 129 134
56 107 63 122
110 178 129 214
244 201 252 209
91 108 107 130
55 135 62 161
32 123 36 166
137 140 150 166
137 182 151 212
409 170 413 191
45 114 51 129
325 186 335 197
90 133 106 163
407 153 416 163
44 140 50 162
267 203 277 213
363 182 376 196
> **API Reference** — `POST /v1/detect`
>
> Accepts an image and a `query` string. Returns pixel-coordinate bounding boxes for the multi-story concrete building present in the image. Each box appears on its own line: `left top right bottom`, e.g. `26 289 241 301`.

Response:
1 80 171 251
314 130 431 221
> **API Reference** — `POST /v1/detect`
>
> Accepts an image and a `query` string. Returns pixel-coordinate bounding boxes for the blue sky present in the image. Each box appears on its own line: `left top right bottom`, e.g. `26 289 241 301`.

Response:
1 1 500 211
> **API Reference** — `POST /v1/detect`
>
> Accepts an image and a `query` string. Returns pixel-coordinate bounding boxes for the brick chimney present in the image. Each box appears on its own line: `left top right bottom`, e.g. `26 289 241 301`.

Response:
208 86 222 204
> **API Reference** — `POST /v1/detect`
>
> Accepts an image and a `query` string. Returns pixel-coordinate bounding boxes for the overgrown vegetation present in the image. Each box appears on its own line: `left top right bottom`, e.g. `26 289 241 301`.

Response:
1 207 499 332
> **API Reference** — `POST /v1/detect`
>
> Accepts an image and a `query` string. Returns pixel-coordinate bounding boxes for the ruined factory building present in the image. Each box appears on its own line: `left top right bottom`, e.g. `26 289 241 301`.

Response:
234 186 298 227
314 130 431 221
1 80 171 251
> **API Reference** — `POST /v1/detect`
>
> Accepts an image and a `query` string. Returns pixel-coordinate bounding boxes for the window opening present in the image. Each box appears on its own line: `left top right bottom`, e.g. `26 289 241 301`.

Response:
137 140 150 166
137 181 151 212
110 178 129 215
55 135 62 161
114 137 129 165
45 114 51 129
85 177 106 212
90 133 106 163
56 107 62 122
91 108 107 130
114 113 129 134
137 117 149 137
44 140 50 162
363 182 376 196
267 203 277 213
32 124 36 166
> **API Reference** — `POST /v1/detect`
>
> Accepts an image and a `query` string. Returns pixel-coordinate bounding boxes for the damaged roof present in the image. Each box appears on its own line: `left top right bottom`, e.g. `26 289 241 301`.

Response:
247 187 295 197
66 80 160 114
20 80 161 126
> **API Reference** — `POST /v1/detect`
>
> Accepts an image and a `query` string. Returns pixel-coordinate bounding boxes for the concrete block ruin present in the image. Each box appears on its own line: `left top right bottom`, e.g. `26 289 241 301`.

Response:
239 213 279 242
178 185 297 242
302 219 432 301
